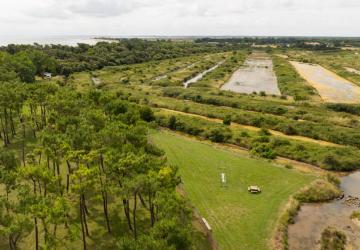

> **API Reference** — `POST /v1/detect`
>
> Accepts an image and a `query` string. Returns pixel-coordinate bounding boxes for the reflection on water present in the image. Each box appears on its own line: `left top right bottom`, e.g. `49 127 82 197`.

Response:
0 35 112 46
183 61 223 88
288 172 360 250
221 53 280 95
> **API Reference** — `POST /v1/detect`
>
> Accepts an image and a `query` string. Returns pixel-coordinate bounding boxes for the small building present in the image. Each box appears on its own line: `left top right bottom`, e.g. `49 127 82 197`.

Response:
43 72 52 79
248 186 261 194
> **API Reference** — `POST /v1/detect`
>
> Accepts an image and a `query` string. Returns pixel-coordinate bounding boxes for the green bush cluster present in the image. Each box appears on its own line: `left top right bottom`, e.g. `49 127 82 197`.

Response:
294 179 342 203
272 56 318 101
320 227 347 250
155 111 360 171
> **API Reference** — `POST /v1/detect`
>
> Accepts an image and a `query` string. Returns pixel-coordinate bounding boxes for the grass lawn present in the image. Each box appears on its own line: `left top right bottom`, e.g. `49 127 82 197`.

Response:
150 130 315 250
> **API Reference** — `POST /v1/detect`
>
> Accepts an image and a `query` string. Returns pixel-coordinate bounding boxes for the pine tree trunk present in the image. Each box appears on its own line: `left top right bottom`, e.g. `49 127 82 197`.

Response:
22 119 26 166
33 180 39 250
9 109 16 136
149 191 155 227
102 191 111 233
4 108 11 145
133 191 138 240
123 199 133 231
66 160 71 193
82 195 90 237
80 196 87 250
97 162 111 233
0 115 7 146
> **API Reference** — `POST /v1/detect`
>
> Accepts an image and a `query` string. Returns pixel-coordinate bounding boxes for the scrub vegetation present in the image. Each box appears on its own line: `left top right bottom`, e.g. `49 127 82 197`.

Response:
1 37 360 249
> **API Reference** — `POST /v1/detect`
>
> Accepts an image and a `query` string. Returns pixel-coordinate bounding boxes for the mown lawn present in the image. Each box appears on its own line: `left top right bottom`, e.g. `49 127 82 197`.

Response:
150 130 315 250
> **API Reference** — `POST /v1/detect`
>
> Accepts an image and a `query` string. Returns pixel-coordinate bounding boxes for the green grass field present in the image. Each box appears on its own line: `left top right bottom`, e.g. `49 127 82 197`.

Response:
150 131 315 250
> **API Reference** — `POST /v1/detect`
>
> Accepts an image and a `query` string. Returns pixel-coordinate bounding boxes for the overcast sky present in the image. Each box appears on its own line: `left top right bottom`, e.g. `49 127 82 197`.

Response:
1 0 360 37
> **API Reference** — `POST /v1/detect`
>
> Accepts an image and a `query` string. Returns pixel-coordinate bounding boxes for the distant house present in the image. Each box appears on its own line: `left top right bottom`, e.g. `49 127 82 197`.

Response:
248 186 261 194
304 42 321 46
43 72 52 79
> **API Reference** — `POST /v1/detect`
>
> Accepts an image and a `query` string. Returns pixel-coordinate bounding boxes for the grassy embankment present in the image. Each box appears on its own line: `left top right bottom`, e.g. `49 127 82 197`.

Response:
272 55 320 101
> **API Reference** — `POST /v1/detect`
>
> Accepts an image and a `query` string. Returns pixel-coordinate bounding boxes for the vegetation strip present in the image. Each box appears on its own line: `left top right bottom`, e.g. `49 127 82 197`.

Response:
159 108 343 148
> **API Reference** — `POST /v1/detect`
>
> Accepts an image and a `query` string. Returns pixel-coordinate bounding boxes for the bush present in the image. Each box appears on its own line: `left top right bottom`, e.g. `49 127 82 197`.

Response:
322 154 340 170
285 164 293 169
283 125 297 135
326 174 341 187
168 116 177 130
250 143 277 159
140 106 155 122
294 179 341 203
320 227 346 250
258 128 271 136
350 211 360 220
208 128 231 143
326 103 360 115
223 115 232 126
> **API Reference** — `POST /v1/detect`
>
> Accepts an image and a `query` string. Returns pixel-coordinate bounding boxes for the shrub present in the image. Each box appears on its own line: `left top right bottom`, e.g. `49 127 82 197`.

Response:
258 128 271 136
294 179 341 203
326 174 341 187
350 211 360 220
208 128 231 143
168 116 177 130
283 125 297 135
322 154 340 170
140 106 155 122
250 143 277 159
271 138 291 147
320 227 346 250
285 164 293 169
223 115 232 126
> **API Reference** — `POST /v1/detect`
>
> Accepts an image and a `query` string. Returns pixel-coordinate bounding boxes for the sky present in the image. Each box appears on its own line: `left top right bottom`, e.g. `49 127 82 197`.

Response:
1 0 360 37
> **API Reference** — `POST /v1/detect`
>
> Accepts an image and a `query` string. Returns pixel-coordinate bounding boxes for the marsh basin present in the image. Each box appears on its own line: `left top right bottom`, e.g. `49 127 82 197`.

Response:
288 171 360 250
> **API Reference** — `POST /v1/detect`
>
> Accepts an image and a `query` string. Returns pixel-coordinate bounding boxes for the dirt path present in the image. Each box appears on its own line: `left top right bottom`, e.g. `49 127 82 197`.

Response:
290 61 360 103
159 108 343 148
345 67 360 75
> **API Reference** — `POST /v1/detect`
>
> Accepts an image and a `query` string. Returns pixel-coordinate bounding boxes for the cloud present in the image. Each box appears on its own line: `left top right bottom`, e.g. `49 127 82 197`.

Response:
0 0 360 37
70 0 137 17
24 0 149 19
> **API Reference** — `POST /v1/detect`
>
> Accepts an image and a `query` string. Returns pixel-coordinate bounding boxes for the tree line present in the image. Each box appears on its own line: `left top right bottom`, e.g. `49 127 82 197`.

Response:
0 82 194 249
0 39 239 82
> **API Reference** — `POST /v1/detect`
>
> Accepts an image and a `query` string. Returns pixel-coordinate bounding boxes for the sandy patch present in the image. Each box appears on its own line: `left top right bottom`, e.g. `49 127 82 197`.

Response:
275 54 289 59
345 67 360 76
353 219 360 227
290 61 360 103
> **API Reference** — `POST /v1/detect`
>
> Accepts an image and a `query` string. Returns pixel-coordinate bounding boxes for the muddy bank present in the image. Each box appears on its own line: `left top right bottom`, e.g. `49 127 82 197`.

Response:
288 171 360 250
221 53 280 95
291 62 360 103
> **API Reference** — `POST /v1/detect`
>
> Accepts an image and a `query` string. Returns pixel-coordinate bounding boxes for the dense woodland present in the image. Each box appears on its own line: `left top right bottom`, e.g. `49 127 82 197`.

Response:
1 38 360 249
0 81 199 249
195 37 360 49
0 40 228 249
0 39 237 82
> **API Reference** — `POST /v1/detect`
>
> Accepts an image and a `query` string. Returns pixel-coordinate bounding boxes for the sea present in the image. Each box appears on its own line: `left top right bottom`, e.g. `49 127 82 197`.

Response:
0 35 113 47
